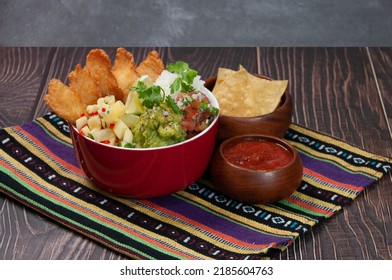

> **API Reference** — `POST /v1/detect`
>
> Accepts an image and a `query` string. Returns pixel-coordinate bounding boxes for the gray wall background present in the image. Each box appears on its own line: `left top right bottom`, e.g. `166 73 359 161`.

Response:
1 0 392 46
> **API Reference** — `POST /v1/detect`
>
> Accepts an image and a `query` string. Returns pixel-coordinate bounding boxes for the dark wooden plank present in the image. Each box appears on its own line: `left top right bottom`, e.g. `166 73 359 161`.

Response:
0 47 53 127
256 47 392 259
367 47 392 140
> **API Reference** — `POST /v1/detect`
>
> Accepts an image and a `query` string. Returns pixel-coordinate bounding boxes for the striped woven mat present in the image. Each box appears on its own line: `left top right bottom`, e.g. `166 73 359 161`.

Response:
0 112 391 259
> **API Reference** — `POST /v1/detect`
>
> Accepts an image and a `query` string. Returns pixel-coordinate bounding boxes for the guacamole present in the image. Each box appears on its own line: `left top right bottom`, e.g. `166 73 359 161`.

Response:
132 104 186 148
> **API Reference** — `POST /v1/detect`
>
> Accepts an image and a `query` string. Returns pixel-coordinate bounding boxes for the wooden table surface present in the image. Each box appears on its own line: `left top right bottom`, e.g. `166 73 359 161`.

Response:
0 47 391 260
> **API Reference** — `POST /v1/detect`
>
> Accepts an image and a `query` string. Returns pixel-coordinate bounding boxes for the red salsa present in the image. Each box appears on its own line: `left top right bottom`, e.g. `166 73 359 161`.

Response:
223 140 293 171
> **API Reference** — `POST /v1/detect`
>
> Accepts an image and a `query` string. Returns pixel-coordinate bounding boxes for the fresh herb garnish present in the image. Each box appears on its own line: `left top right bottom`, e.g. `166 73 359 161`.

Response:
123 143 135 148
166 61 197 94
198 101 219 116
165 95 181 114
131 80 164 109
209 106 219 116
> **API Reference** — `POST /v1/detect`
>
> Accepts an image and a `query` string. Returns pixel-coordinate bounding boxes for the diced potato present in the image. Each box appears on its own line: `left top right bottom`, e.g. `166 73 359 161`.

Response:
91 128 116 144
101 118 107 129
80 125 91 136
119 113 140 128
75 93 139 147
75 116 88 130
98 103 110 116
97 95 115 106
102 100 126 124
87 115 101 130
113 119 128 140
89 128 99 137
86 104 100 115
123 128 133 144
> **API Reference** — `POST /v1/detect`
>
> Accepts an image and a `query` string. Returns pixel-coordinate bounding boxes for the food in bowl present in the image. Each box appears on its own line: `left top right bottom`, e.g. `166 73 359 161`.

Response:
212 66 288 117
222 139 293 171
205 73 292 140
44 48 219 149
209 135 303 204
69 87 219 198
43 48 220 198
74 62 218 148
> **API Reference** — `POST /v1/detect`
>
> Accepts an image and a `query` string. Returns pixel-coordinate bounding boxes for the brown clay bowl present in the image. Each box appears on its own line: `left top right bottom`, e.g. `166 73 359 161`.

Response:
204 74 292 141
209 134 303 204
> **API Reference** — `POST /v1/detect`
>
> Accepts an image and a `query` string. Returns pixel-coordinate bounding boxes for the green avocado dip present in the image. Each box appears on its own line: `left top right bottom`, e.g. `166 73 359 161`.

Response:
132 104 186 148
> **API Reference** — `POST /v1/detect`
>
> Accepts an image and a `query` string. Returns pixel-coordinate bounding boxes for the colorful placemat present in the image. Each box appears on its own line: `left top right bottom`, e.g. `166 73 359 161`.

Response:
0 112 391 259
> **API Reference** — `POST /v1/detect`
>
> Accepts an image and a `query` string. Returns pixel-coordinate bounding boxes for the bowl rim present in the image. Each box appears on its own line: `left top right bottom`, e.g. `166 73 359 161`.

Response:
205 74 289 120
218 134 298 173
71 85 220 151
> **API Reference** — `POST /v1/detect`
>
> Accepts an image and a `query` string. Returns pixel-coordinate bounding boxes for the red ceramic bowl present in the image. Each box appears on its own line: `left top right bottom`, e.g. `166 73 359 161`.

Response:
70 87 219 198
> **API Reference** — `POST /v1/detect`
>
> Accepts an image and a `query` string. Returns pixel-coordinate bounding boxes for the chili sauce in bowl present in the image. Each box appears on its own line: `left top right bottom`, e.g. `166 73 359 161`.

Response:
209 135 303 204
222 140 293 171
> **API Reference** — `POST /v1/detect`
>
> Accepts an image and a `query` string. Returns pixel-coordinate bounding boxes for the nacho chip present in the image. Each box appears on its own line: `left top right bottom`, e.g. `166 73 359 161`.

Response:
248 73 288 116
215 67 236 87
212 66 287 117
111 48 139 102
85 49 124 101
44 79 86 125
68 64 101 107
136 50 164 82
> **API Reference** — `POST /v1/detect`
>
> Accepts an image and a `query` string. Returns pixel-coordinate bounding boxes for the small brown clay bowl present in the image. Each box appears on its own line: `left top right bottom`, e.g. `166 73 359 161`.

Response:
209 135 303 204
204 74 292 141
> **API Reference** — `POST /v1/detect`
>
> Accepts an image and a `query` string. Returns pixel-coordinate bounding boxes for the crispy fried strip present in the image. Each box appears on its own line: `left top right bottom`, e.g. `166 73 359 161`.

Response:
136 50 164 82
68 64 101 107
112 48 139 102
43 79 86 125
44 48 167 124
85 49 124 101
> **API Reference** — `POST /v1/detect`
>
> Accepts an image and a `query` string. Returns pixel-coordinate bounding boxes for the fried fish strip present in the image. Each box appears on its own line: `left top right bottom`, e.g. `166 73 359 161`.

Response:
111 47 139 102
43 79 86 125
68 64 101 107
136 50 164 82
85 49 124 101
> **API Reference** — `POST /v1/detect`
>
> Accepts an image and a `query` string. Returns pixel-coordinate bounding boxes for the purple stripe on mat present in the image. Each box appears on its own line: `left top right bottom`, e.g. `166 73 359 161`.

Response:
300 153 376 187
150 195 289 246
20 121 79 167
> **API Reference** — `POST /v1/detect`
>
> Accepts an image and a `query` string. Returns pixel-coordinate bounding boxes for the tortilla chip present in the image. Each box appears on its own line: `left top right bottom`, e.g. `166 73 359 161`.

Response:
212 66 287 117
136 50 164 82
215 67 236 87
248 74 288 116
68 64 101 107
112 48 139 102
85 49 124 101
213 69 254 117
44 79 86 125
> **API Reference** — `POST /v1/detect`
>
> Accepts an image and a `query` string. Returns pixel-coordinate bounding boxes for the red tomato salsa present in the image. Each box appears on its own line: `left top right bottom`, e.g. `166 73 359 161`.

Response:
223 140 293 171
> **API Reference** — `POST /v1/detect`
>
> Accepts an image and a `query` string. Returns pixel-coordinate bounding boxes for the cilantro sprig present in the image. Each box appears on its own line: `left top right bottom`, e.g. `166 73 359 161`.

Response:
131 80 181 114
131 81 164 109
166 61 197 94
